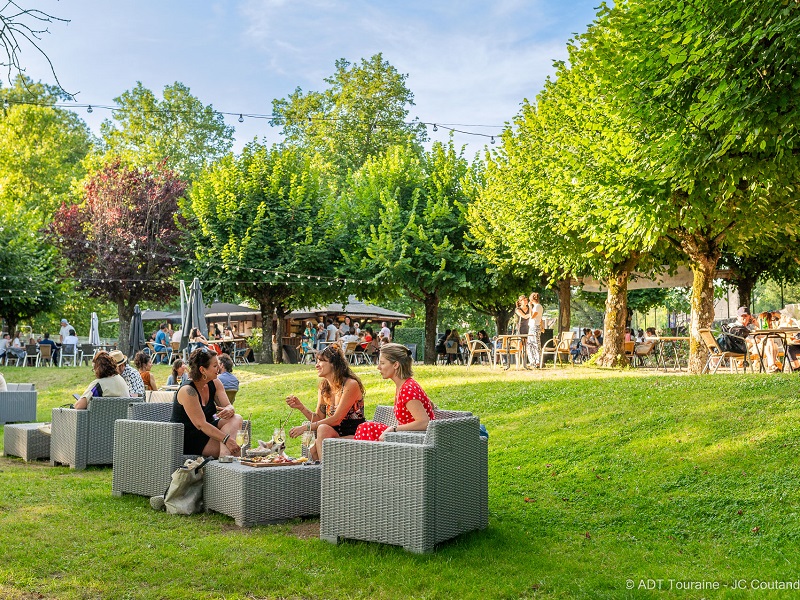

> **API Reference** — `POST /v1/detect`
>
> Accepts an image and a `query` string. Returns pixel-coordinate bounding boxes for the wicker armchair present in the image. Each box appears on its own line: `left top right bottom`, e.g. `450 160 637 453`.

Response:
112 402 188 498
0 383 37 424
320 415 488 553
50 396 143 470
112 402 251 498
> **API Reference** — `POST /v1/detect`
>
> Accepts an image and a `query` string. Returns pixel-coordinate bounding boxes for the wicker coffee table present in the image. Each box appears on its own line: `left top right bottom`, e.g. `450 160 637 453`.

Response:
204 461 321 527
4 422 51 461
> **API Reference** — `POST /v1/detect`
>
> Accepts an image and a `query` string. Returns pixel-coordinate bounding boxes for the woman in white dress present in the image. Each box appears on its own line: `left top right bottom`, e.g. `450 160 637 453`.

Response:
528 292 543 368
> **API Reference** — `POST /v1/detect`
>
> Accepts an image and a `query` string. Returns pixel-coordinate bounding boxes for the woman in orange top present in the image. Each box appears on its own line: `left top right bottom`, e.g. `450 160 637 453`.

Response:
134 351 157 391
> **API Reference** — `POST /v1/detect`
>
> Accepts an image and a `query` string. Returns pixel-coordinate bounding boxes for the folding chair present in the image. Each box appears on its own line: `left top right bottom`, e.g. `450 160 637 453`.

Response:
465 333 492 368
540 331 575 367
699 328 748 374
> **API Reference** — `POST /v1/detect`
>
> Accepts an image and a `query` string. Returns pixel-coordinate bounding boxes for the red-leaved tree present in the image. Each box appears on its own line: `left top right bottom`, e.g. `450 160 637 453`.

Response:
47 160 186 355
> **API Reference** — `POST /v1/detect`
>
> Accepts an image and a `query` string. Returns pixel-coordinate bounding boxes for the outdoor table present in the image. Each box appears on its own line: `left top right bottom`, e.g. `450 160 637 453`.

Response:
655 336 690 371
749 328 799 373
495 334 529 370
204 460 321 527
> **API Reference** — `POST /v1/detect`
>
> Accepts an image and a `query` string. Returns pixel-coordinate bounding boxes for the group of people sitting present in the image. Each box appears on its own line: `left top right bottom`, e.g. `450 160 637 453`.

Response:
0 318 81 365
168 341 435 462
73 348 240 408
719 306 800 373
300 318 394 361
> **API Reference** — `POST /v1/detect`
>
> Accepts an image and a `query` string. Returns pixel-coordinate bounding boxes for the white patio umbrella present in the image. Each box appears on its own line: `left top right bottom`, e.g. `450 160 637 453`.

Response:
88 312 101 345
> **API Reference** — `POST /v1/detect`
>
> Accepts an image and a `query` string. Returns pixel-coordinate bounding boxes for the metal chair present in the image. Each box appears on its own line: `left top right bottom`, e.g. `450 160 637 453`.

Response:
36 344 54 367
493 336 526 369
59 344 79 367
22 344 39 367
80 343 96 365
233 341 250 365
699 328 749 374
540 331 575 367
465 333 492 368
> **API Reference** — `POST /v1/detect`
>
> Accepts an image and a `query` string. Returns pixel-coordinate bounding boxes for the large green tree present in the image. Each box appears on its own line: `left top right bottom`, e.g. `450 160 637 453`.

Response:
591 0 800 371
0 207 60 335
99 81 234 181
0 76 93 218
271 54 426 184
46 160 186 356
344 140 478 364
184 143 335 363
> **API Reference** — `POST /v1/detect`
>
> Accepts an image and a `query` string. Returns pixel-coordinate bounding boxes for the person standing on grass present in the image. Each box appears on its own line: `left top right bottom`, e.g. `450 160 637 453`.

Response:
528 292 543 368
171 347 242 458
379 321 392 342
285 344 366 462
354 343 435 442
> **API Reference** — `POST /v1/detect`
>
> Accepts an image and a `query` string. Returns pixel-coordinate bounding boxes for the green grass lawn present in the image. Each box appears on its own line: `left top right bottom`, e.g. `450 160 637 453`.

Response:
1 363 799 599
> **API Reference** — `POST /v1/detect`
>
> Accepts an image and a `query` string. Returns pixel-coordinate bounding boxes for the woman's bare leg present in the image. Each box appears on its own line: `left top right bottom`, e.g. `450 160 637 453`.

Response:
314 423 340 461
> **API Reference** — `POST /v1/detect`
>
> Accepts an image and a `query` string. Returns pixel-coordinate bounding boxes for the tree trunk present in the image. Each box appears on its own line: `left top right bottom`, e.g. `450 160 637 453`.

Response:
493 309 512 336
734 276 756 313
117 299 135 357
596 255 639 368
258 297 276 364
596 272 631 367
556 278 571 333
688 257 718 374
275 304 287 364
423 291 439 365
6 316 18 340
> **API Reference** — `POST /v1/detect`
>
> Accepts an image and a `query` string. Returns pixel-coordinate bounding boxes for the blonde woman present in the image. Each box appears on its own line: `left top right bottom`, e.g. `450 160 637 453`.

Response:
528 292 543 367
354 343 435 442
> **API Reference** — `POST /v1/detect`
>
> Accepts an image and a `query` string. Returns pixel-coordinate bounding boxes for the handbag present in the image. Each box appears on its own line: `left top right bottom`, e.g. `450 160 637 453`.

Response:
150 456 212 515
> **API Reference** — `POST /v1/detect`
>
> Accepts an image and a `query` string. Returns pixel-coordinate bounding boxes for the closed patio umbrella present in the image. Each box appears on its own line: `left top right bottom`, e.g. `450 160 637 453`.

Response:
179 278 208 352
88 312 101 346
129 304 146 358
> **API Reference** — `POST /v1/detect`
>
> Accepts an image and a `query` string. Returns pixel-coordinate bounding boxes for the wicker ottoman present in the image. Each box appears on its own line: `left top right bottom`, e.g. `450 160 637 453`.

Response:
205 461 321 527
4 423 51 461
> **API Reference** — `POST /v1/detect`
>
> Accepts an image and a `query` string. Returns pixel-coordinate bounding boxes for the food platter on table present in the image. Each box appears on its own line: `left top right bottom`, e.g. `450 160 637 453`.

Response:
239 454 308 467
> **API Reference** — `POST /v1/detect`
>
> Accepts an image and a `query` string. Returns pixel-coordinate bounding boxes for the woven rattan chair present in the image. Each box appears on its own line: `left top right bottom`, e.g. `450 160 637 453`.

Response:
0 383 37 424
112 402 251 498
50 396 143 470
36 344 54 367
112 402 187 498
320 415 488 553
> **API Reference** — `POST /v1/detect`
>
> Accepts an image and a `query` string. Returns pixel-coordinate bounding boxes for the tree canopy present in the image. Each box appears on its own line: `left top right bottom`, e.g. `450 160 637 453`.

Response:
99 82 234 181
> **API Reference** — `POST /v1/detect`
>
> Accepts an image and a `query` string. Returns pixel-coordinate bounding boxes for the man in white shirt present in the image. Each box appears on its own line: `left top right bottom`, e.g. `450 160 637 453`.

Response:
59 319 71 344
171 327 182 344
326 318 339 342
379 322 392 342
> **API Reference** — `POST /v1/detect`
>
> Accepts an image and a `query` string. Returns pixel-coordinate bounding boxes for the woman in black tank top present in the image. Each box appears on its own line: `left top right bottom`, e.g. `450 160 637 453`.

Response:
171 347 243 457
285 344 366 461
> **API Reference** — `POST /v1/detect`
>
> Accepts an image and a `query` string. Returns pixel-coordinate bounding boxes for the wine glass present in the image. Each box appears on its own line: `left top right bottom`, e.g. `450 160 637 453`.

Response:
301 430 315 455
273 428 286 445
235 429 249 458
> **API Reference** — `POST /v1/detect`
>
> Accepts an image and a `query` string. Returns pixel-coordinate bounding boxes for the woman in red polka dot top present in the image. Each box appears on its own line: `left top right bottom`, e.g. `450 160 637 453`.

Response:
354 343 435 442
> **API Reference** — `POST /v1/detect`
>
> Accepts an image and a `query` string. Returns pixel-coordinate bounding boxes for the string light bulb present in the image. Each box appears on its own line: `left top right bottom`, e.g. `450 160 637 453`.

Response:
432 124 438 132
238 114 244 123
490 136 495 144
87 105 93 113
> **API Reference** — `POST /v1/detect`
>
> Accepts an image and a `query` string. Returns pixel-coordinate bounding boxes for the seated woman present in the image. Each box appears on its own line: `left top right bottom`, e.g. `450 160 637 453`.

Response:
167 358 189 386
134 351 157 391
354 343 435 442
190 328 208 346
446 329 462 364
286 344 366 461
171 347 243 458
74 351 131 409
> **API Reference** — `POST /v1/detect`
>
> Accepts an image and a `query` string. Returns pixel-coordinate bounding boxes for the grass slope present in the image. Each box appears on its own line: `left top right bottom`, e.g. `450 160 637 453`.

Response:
1 364 799 599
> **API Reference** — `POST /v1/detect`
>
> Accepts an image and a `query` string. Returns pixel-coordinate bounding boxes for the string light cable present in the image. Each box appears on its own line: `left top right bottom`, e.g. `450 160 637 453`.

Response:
2 98 505 141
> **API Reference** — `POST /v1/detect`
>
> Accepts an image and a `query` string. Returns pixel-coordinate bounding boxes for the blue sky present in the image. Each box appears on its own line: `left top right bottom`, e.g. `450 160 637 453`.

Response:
16 0 600 153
